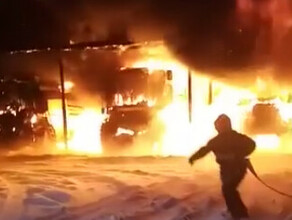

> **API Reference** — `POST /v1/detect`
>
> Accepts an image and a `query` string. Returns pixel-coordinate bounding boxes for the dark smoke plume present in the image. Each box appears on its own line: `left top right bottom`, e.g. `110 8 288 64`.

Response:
145 0 292 83
146 0 265 73
64 0 292 82
3 0 292 88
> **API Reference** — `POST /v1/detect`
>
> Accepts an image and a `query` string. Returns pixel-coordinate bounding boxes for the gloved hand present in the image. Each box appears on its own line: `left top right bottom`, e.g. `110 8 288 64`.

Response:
188 157 195 166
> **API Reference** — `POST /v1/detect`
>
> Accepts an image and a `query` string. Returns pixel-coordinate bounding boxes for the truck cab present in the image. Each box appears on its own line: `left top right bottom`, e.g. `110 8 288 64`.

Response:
100 67 172 155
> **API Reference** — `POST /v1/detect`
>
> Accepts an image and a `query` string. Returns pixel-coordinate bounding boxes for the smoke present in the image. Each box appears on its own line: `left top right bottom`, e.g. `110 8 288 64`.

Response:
58 0 292 84
145 0 292 83
149 0 244 72
61 50 122 104
0 0 69 51
3 0 292 86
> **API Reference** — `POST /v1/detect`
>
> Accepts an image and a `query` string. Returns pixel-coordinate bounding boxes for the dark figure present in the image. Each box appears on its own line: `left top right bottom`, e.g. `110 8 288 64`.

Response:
189 114 256 220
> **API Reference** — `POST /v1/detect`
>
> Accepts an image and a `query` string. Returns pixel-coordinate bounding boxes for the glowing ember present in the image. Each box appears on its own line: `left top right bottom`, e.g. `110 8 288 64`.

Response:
116 128 135 136
58 81 75 93
30 114 38 124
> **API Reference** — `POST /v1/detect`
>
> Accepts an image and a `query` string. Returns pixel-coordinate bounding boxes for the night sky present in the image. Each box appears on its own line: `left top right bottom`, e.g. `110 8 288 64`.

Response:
1 0 292 84
0 0 154 51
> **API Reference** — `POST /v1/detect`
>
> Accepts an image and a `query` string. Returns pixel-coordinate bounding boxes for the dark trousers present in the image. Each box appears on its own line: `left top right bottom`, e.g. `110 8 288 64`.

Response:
220 162 248 219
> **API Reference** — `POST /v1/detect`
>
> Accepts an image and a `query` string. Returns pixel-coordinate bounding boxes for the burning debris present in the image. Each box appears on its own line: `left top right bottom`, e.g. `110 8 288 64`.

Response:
0 75 55 151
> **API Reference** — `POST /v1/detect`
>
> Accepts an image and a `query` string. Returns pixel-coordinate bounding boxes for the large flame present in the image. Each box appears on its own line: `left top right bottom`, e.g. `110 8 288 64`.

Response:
130 57 192 156
47 99 103 155
114 93 156 107
128 45 292 155
45 45 292 156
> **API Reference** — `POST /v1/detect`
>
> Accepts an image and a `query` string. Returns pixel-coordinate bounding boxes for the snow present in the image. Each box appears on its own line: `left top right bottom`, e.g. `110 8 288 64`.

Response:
0 153 291 220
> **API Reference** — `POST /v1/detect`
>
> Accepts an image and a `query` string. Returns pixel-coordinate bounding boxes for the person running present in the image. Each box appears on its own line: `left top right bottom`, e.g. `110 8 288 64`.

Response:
189 114 256 220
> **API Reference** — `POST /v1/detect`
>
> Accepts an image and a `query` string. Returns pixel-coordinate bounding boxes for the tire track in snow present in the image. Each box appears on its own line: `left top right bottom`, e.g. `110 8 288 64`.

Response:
35 179 213 220
34 173 130 220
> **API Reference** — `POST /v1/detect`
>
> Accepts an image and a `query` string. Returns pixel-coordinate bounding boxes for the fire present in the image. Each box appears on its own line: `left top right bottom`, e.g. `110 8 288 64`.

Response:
273 98 292 122
58 81 75 93
116 127 135 136
129 54 253 155
45 44 292 156
64 109 103 154
129 49 292 155
130 56 192 156
253 135 280 150
132 59 188 96
158 102 192 156
47 99 103 155
114 93 156 107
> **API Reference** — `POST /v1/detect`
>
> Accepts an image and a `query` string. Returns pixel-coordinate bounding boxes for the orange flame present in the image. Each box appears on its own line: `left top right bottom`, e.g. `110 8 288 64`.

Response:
47 100 103 155
129 45 292 155
45 45 292 156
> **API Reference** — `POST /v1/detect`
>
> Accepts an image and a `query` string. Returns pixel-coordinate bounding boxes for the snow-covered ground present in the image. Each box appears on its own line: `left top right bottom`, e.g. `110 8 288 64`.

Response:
0 153 292 220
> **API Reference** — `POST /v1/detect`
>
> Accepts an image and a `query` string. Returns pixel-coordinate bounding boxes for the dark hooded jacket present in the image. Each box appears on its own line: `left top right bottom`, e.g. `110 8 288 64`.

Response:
190 130 256 165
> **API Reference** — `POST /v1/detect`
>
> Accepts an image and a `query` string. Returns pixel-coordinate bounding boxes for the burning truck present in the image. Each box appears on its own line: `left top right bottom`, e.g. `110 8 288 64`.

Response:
243 100 289 136
0 75 56 150
241 97 291 150
100 67 173 155
206 81 292 151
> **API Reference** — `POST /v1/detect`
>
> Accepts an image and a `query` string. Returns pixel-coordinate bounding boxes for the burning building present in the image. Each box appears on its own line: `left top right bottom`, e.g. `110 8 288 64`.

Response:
12 41 292 156
4 42 292 156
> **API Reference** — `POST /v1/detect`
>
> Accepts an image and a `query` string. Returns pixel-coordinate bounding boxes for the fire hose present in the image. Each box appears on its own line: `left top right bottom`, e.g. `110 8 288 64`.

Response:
246 159 292 198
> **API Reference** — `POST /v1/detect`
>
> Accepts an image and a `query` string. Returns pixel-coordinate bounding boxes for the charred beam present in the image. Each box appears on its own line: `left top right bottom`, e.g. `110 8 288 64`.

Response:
59 59 68 149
